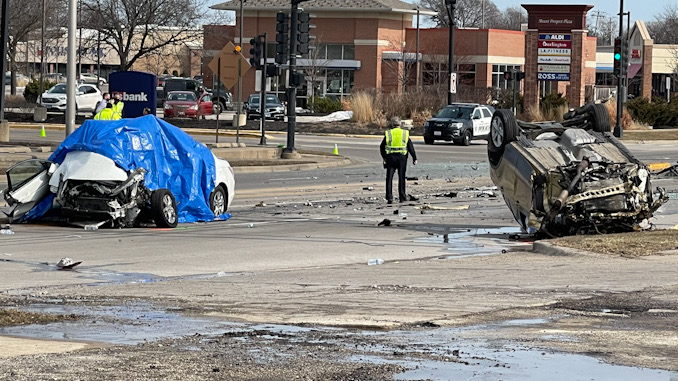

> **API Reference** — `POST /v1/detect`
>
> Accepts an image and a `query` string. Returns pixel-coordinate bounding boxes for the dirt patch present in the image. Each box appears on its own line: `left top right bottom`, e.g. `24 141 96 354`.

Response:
548 230 678 257
0 309 76 326
623 129 678 141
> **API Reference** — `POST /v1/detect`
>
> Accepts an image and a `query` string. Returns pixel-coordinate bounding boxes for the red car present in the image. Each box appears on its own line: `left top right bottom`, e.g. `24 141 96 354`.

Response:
163 91 213 119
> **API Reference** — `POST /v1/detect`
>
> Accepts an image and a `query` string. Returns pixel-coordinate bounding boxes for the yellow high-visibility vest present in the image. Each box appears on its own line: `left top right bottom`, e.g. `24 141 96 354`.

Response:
112 101 124 119
94 108 114 120
385 127 409 155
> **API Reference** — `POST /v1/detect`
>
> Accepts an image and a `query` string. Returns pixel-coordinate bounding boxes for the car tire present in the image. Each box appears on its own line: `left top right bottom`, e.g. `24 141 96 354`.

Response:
424 136 434 145
151 188 178 228
212 101 222 115
590 103 611 133
488 109 519 167
209 185 227 216
461 130 472 146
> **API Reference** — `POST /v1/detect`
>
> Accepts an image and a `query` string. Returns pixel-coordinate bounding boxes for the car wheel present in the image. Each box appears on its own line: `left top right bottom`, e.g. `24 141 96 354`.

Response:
461 130 472 146
210 185 227 216
590 103 611 133
424 136 434 145
488 109 519 167
151 188 178 228
213 102 222 115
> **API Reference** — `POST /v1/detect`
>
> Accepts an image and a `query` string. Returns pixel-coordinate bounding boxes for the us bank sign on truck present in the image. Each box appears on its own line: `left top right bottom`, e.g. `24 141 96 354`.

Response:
537 34 571 81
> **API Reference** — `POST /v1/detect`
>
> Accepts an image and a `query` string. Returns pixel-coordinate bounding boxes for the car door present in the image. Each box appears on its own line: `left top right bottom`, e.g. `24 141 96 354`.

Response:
471 108 483 136
199 94 213 116
480 107 493 137
3 159 55 220
77 85 100 111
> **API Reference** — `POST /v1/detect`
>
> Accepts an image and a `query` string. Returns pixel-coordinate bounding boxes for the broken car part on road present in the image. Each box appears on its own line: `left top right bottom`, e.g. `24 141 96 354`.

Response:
488 103 668 237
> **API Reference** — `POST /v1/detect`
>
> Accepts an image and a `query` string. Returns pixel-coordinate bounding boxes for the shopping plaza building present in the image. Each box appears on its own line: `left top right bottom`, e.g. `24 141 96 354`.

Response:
206 0 678 106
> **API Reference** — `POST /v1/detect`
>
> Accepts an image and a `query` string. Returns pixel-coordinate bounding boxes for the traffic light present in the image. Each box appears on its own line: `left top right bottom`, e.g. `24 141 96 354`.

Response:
516 72 526 80
297 11 313 55
265 63 280 78
621 40 629 77
249 36 263 69
275 12 289 64
613 37 622 77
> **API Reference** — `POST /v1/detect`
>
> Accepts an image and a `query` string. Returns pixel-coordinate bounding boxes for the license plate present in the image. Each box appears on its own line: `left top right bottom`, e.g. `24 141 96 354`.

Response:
434 131 442 136
265 113 271 117
178 112 185 116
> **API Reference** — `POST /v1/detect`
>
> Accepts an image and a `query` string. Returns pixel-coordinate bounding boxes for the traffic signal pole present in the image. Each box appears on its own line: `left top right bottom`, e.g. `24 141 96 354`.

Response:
260 33 267 146
283 1 300 158
614 0 624 138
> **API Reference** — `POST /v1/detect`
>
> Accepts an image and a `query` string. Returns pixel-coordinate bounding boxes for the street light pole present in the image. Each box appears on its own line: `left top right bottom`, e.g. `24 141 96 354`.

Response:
415 6 420 88
235 0 244 143
65 0 76 135
0 0 10 121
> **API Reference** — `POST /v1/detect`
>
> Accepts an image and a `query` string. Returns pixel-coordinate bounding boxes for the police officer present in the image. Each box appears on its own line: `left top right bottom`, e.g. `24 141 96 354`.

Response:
94 103 115 120
380 117 417 204
94 92 110 115
112 92 124 119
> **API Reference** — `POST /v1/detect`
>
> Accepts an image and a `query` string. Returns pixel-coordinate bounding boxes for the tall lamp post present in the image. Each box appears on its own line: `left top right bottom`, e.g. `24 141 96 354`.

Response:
445 0 456 105
0 0 10 121
613 0 624 138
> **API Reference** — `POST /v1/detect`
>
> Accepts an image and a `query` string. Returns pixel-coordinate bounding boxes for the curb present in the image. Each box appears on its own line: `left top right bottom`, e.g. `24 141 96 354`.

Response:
233 158 352 174
532 241 604 257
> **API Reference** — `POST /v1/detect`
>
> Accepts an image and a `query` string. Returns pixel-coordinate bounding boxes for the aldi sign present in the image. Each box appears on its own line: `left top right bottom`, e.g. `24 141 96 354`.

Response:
539 34 571 41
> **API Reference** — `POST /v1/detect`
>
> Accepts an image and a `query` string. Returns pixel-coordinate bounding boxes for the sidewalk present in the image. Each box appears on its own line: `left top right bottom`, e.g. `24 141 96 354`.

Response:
0 123 353 174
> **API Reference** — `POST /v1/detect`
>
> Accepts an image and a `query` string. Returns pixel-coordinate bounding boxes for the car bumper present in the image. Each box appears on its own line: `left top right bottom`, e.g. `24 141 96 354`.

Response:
425 127 462 141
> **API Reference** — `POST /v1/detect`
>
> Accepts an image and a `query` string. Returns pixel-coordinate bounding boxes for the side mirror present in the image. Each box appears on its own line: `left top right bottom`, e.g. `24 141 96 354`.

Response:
48 162 59 175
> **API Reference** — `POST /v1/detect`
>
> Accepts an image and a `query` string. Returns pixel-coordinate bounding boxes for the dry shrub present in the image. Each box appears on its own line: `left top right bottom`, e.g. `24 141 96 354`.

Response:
349 91 376 124
340 98 351 111
605 100 632 130
523 105 546 122
4 94 29 108
411 109 432 128
551 104 569 122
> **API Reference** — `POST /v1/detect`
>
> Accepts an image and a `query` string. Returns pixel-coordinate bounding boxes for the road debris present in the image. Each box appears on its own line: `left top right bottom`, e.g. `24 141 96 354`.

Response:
377 219 392 227
363 187 374 191
256 201 267 207
367 258 385 266
417 204 470 210
56 258 82 270
436 192 458 198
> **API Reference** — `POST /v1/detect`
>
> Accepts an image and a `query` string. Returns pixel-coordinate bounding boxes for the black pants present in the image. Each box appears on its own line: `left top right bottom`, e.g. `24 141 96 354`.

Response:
385 154 408 202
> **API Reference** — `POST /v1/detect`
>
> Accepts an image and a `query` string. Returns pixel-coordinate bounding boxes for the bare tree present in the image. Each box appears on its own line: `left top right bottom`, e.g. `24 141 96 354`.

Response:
494 6 526 31
418 0 503 28
646 4 678 44
381 38 417 93
4 0 65 94
299 36 330 112
80 0 215 71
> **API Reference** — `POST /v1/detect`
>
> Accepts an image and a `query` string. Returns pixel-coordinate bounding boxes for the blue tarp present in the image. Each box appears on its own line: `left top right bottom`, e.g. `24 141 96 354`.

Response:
32 115 224 223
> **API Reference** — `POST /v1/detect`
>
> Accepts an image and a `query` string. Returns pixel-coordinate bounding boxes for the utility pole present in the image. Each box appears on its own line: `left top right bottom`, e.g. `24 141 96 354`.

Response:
259 33 267 146
0 0 10 121
445 0 456 105
415 6 420 88
282 0 308 159
236 0 245 144
613 0 624 138
65 0 76 135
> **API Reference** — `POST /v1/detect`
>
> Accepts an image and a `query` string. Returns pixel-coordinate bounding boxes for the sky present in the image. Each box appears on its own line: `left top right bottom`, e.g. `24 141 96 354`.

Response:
402 0 669 24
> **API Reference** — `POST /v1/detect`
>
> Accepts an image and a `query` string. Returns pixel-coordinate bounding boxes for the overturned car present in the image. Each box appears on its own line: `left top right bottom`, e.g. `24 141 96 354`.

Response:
488 103 667 237
3 116 235 228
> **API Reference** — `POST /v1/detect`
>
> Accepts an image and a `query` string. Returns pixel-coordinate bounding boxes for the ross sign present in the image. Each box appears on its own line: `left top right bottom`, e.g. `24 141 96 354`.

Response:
538 64 570 73
539 34 571 41
109 71 157 117
538 72 570 81
538 56 571 64
538 48 571 56
538 40 572 49
450 72 457 94
208 41 250 90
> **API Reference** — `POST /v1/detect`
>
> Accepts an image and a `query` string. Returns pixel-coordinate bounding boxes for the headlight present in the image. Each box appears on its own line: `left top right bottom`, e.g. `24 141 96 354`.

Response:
451 122 463 128
424 121 429 127
190 104 198 110
164 103 172 109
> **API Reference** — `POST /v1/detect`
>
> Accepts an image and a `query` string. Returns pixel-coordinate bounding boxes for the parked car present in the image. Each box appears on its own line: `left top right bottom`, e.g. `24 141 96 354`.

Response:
423 103 494 145
3 116 235 228
163 91 213 119
158 77 233 113
4 72 29 86
78 73 107 86
488 103 667 237
38 83 102 114
245 94 285 121
43 73 67 83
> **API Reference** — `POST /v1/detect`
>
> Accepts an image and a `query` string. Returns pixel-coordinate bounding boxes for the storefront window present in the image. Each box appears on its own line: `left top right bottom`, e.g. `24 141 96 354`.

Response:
492 64 522 90
327 45 343 59
343 45 355 60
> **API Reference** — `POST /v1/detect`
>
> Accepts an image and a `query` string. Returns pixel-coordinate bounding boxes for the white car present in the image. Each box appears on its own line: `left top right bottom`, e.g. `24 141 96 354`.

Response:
78 73 107 86
38 83 102 114
2 118 235 228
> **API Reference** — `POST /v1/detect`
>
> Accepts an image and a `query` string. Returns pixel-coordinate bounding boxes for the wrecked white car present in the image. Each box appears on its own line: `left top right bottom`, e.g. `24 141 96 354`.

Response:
2 116 235 228
488 103 667 237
